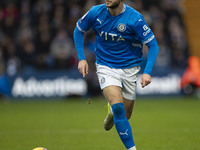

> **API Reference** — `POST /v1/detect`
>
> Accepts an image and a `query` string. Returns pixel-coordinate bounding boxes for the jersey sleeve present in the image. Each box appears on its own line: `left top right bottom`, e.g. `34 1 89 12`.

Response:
132 15 155 44
76 7 95 32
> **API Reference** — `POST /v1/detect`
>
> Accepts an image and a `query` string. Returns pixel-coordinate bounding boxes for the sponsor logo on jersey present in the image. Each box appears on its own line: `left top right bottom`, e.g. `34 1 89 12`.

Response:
117 23 126 32
99 31 125 42
143 25 151 36
143 25 148 31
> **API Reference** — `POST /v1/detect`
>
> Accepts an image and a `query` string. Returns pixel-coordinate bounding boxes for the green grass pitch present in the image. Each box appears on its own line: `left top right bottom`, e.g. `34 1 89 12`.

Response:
0 97 199 150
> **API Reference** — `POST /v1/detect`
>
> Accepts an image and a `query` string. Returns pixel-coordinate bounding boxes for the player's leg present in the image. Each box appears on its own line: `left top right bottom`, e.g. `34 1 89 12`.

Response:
103 86 136 150
113 66 138 150
96 64 122 130
104 98 135 131
123 98 135 120
122 66 140 120
104 66 138 131
103 85 122 130
103 85 123 105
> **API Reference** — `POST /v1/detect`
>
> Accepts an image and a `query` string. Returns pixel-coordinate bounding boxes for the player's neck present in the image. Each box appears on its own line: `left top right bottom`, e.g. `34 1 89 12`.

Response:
108 2 124 16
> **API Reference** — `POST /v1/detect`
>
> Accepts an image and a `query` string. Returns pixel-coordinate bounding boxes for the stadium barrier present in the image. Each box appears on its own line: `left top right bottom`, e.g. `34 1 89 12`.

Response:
0 68 186 99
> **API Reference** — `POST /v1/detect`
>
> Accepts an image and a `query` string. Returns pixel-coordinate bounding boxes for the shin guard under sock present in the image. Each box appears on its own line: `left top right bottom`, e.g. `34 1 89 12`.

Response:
112 103 135 149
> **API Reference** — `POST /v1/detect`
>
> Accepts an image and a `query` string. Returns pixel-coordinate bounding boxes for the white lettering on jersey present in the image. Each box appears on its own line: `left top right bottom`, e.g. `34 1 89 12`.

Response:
143 28 151 36
143 25 148 31
99 31 125 42
100 31 104 37
108 33 117 41
117 35 125 41
105 32 108 40
143 25 151 36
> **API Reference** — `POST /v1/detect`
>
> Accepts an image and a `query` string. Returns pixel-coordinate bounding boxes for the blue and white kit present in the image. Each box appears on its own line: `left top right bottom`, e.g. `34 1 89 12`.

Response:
74 4 158 75
74 3 159 99
74 4 159 149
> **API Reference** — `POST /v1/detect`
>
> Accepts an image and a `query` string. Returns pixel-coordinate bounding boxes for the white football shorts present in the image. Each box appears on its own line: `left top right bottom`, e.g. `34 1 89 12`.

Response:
96 64 140 100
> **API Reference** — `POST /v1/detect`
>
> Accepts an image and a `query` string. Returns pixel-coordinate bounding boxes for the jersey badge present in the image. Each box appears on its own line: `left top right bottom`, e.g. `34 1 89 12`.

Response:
117 23 126 32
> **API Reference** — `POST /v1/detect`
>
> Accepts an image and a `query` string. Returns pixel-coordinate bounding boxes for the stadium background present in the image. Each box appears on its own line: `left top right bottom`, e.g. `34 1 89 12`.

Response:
0 0 200 98
0 0 200 150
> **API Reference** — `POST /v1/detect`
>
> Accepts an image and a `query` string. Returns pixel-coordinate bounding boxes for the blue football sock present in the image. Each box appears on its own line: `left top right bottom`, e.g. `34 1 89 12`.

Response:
112 103 135 149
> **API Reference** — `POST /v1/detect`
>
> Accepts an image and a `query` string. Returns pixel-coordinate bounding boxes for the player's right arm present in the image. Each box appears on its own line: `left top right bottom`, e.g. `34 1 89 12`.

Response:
73 7 95 77
73 26 88 77
78 59 88 78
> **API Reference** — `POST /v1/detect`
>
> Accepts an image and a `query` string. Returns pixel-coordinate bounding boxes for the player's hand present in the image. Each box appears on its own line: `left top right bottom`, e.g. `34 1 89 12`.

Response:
78 59 88 77
140 74 151 88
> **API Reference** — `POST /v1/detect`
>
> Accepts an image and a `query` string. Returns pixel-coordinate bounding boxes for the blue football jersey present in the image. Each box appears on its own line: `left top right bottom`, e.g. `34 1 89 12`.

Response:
76 4 155 69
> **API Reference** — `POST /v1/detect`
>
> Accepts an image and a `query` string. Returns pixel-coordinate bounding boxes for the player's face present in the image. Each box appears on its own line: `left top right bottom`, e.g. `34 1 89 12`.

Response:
105 0 122 9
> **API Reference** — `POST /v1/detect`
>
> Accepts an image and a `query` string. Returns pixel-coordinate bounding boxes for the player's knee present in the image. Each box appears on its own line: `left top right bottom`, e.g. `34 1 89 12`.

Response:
112 103 126 119
106 94 123 105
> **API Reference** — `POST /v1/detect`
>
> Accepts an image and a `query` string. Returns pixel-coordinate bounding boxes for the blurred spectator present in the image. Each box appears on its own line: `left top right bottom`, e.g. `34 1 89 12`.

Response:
16 17 34 42
1 2 19 38
2 38 20 76
35 31 52 69
33 0 52 14
0 46 5 74
2 2 19 20
51 4 65 31
17 38 36 68
0 7 4 26
168 16 188 67
50 28 74 69
20 0 32 18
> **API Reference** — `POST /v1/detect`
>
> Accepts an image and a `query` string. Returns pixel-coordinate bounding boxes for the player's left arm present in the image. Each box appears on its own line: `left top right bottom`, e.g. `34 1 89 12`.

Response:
132 15 159 88
141 38 159 88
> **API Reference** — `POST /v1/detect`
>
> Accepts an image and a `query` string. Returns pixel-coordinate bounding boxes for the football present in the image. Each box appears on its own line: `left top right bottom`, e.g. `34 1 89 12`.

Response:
32 147 47 150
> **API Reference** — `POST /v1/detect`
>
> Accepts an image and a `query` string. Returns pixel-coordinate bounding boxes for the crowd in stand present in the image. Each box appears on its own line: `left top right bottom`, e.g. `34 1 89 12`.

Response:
0 0 189 76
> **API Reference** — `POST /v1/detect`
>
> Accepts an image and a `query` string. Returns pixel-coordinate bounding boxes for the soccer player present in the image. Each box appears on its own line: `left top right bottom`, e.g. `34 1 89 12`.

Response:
73 0 159 149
